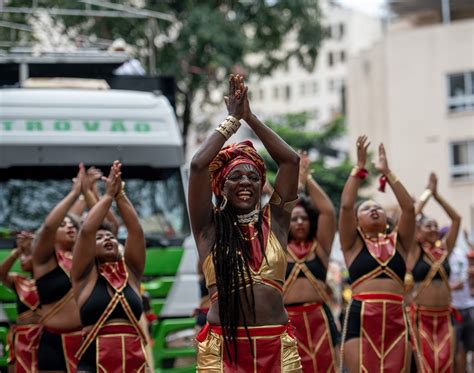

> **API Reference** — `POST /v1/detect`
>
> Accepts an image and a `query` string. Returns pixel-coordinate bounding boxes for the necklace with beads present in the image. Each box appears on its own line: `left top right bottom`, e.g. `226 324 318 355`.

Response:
236 207 260 225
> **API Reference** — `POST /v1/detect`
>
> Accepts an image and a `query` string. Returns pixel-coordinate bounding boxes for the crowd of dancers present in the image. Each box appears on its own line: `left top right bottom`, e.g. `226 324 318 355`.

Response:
1 74 472 372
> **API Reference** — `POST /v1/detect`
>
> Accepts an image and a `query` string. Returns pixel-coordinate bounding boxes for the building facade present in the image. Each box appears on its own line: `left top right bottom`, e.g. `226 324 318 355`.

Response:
347 1 474 234
249 0 383 130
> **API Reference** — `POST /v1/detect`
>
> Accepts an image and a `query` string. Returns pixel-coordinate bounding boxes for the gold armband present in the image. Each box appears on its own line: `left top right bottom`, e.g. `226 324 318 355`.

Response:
269 192 299 213
215 115 241 140
115 181 126 201
386 171 398 185
419 188 432 203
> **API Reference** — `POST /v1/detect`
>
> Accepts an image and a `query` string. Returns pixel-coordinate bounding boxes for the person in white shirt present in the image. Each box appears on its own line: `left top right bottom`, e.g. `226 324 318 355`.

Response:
449 230 474 372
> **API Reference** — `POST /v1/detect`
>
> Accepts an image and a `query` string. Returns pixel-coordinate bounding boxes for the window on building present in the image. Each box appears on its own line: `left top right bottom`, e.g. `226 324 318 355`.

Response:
273 86 279 100
312 81 318 94
328 52 334 67
285 85 291 100
325 26 332 38
312 109 319 120
447 71 474 113
258 89 265 101
340 50 346 63
449 140 474 181
339 23 345 39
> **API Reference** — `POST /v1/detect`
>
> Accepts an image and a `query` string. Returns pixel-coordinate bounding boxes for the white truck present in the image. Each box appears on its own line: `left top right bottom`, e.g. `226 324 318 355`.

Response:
0 82 199 318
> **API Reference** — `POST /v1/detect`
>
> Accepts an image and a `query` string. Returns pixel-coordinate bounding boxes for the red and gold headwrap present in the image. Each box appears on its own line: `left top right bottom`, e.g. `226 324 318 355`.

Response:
209 140 266 197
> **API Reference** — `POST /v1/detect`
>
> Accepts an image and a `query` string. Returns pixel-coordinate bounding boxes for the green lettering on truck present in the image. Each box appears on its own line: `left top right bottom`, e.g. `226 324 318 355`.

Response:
111 120 126 132
54 120 71 131
26 121 42 131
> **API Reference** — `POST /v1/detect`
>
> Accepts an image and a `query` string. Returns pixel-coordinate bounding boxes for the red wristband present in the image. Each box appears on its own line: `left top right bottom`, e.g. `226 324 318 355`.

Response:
351 167 368 180
379 175 387 192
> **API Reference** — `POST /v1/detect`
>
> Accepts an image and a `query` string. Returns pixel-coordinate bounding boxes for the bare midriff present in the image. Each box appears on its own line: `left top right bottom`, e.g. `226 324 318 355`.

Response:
17 313 41 325
41 297 81 330
351 278 405 296
414 281 451 307
207 284 288 326
283 278 327 305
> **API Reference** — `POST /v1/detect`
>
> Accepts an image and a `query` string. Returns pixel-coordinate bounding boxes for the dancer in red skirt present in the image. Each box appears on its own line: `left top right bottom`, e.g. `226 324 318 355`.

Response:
0 232 41 373
284 152 340 372
33 168 84 372
71 161 148 372
339 136 415 372
406 172 461 373
190 74 302 372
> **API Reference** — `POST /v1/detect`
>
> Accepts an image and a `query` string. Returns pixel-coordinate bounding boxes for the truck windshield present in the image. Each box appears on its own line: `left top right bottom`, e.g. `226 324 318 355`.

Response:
0 166 189 245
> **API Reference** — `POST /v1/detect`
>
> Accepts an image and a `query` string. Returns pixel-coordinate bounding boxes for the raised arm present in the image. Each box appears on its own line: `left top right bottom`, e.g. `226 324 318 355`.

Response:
374 144 415 253
433 184 461 253
239 76 299 215
188 75 247 242
33 166 83 266
339 136 369 251
415 173 437 216
117 180 146 282
82 167 120 235
71 162 121 286
299 152 336 253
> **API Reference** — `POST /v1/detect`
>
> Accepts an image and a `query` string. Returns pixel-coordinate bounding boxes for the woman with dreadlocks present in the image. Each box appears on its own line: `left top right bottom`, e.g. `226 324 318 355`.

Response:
283 152 339 372
405 172 461 372
189 74 302 372
338 136 415 372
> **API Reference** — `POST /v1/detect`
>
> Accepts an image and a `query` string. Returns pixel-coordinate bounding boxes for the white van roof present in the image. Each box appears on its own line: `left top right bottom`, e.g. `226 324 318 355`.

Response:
0 88 184 167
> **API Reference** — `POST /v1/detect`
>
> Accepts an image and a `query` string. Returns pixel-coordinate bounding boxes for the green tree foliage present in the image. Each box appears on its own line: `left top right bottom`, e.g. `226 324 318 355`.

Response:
0 0 325 147
261 114 363 212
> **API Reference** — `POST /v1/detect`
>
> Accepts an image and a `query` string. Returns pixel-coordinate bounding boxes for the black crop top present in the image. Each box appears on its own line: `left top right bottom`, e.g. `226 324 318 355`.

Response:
285 255 327 282
36 266 71 305
16 293 30 315
349 243 406 285
80 275 143 327
412 250 451 283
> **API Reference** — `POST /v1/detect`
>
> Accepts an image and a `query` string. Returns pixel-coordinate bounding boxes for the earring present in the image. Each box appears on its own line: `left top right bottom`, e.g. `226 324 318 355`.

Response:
219 196 228 211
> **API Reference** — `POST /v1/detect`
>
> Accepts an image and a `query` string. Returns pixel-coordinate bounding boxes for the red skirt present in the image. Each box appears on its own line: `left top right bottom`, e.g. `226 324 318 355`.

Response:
7 324 42 373
351 293 409 372
92 323 147 373
409 305 454 373
286 303 337 372
196 323 302 372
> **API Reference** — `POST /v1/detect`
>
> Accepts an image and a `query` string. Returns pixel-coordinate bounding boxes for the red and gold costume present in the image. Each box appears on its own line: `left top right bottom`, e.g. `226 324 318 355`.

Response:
284 240 338 372
75 259 147 372
199 142 301 371
36 249 83 373
196 323 301 372
7 274 42 373
342 230 410 372
409 243 454 373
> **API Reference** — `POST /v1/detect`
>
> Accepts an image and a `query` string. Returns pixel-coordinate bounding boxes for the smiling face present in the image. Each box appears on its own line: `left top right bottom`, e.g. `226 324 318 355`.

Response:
416 217 440 245
289 205 310 242
356 200 387 233
95 229 120 263
222 163 262 214
55 216 78 250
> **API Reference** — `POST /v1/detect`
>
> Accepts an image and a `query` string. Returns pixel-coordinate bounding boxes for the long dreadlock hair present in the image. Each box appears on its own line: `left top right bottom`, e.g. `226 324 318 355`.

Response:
211 199 266 364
